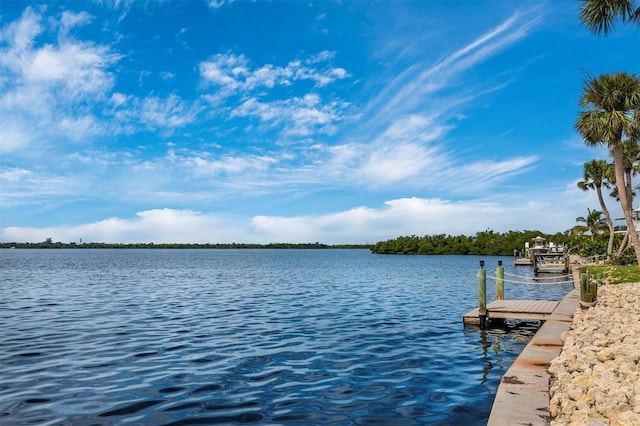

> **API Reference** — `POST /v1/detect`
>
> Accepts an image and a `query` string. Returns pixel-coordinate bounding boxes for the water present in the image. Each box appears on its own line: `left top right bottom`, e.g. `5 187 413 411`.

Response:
0 249 573 425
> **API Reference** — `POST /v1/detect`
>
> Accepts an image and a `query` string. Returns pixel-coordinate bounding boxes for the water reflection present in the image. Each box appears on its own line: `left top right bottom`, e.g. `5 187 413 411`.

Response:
465 318 540 387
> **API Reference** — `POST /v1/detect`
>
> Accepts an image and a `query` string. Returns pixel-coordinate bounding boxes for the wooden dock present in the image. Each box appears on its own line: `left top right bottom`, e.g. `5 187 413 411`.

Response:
487 288 580 425
463 299 559 325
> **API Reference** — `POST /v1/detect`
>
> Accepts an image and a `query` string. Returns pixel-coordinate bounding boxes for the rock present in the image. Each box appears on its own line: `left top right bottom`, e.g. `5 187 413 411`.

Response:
549 283 640 424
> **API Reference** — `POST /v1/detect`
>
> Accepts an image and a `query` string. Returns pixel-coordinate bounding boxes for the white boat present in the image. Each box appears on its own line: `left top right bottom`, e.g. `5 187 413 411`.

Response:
533 252 569 274
514 236 567 271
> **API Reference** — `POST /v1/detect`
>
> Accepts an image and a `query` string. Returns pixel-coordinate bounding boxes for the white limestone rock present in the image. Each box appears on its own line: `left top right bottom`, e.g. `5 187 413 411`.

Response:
549 283 640 424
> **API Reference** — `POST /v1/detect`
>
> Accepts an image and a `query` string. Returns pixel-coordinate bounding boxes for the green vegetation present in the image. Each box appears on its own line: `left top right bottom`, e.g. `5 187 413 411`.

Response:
576 72 640 264
370 227 631 260
576 159 615 254
0 241 372 250
370 230 571 256
576 0 640 266
573 207 609 241
580 271 600 303
579 0 640 35
586 264 640 284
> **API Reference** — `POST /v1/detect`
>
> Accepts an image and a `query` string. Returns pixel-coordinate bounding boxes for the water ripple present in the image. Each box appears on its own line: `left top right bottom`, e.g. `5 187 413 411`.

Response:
0 249 573 425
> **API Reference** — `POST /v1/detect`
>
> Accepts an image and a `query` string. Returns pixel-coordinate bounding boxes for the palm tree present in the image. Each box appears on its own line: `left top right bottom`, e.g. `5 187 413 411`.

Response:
577 159 616 253
575 72 640 264
606 144 640 254
579 0 640 34
574 208 609 240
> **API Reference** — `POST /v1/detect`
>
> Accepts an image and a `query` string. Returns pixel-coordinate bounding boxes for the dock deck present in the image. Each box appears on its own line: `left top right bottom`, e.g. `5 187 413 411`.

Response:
487 289 579 425
463 299 559 324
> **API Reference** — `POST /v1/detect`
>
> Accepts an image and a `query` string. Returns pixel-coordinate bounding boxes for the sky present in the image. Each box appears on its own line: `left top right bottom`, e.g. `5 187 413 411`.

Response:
0 0 638 245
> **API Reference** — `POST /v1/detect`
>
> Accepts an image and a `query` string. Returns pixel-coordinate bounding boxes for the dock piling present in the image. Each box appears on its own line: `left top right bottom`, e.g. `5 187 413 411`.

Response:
496 260 504 301
478 260 487 329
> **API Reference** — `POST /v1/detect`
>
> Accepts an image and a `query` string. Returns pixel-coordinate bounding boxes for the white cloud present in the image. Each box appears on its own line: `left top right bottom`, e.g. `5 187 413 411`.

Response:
110 92 128 106
176 152 277 176
1 209 249 244
0 167 80 207
306 50 335 64
0 7 119 145
0 121 34 153
59 11 94 39
250 193 580 244
0 168 31 182
0 3 594 247
58 115 104 141
451 156 539 191
0 1 199 144
200 52 247 91
327 10 544 191
300 110 535 191
379 114 449 145
207 0 234 9
1 186 587 244
364 8 543 128
139 94 200 130
0 7 42 58
231 94 349 137
199 51 349 96
357 143 444 185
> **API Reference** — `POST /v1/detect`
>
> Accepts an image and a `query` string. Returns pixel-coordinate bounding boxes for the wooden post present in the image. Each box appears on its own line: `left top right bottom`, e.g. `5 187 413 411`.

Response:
478 260 487 329
580 272 592 303
496 260 504 301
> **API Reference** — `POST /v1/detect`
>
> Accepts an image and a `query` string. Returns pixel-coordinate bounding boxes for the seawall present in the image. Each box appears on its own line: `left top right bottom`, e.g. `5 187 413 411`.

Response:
487 274 580 425
547 282 640 424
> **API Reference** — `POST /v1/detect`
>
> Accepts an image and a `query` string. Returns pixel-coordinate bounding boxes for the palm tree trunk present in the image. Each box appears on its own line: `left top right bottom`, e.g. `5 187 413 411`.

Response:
595 186 615 254
617 231 629 255
612 144 640 264
626 168 634 210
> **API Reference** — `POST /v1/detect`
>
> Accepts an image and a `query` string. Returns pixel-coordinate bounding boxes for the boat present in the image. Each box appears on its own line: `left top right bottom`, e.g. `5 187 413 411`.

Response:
514 236 568 271
514 249 532 265
533 252 569 274
514 236 547 266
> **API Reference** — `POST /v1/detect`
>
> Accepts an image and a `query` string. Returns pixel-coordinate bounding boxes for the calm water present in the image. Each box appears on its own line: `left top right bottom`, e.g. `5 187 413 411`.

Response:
0 249 573 425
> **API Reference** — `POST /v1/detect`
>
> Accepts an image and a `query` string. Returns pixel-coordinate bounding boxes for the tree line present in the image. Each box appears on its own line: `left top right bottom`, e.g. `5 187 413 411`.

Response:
370 230 571 256
3 231 625 260
0 240 371 250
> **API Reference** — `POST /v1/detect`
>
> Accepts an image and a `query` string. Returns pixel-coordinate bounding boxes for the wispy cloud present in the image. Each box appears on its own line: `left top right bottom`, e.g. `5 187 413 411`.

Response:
0 7 119 148
325 7 545 190
168 149 277 176
200 51 349 96
364 8 543 126
0 167 81 208
138 94 200 130
198 50 352 140
207 0 234 9
452 157 539 190
0 7 206 155
231 94 350 137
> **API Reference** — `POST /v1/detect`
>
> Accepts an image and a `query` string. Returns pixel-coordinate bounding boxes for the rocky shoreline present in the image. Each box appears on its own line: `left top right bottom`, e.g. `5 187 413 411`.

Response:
548 283 640 425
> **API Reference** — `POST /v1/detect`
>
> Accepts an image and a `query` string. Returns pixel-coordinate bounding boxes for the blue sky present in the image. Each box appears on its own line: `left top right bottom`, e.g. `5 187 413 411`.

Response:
1 0 638 244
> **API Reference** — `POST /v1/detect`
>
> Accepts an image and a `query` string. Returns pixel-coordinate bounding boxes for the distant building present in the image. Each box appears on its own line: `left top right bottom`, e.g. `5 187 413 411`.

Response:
614 208 640 234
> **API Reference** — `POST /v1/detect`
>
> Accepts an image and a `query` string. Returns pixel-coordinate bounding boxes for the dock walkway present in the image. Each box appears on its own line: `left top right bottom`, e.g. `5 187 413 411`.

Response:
462 299 559 324
462 262 581 423
487 288 579 425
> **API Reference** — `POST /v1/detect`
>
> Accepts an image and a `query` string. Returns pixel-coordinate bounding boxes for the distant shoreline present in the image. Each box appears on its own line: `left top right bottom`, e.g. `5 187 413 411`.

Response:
0 242 372 250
